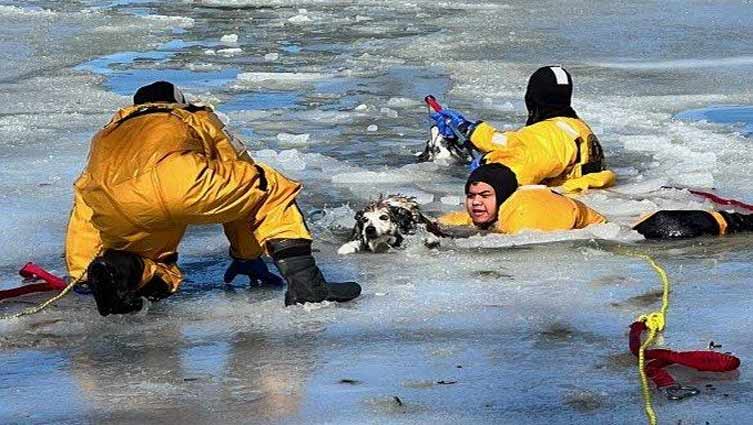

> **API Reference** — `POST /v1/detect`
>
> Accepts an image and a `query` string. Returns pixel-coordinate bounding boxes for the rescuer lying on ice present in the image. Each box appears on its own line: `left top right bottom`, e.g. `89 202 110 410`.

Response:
65 81 361 316
438 163 753 239
430 65 616 193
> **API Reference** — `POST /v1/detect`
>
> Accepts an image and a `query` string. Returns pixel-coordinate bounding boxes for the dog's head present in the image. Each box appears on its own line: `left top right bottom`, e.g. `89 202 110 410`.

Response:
339 195 445 254
350 195 429 253
417 126 472 165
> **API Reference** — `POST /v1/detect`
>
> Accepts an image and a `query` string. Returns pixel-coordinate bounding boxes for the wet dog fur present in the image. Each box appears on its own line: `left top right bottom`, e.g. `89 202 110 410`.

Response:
338 195 443 254
416 126 472 165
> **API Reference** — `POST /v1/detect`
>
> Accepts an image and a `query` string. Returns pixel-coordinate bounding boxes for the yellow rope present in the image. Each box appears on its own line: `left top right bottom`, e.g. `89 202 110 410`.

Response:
0 278 80 321
618 250 671 425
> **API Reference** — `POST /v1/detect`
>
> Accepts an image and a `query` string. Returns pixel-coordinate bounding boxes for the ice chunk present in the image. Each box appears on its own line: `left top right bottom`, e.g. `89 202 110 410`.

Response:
354 104 368 112
220 33 239 44
441 195 462 205
387 97 420 108
142 14 194 28
204 49 217 56
390 188 434 204
367 124 378 132
276 132 310 145
0 5 56 16
234 72 331 89
288 14 312 24
380 107 398 118
263 52 279 61
217 48 242 56
309 205 356 231
450 223 642 250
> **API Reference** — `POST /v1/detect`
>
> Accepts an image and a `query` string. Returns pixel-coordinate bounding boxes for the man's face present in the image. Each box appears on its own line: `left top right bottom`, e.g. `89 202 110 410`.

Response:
465 181 497 226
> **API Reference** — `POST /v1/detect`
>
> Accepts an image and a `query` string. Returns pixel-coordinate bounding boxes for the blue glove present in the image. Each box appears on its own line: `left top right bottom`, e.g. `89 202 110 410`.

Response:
468 155 483 172
224 258 284 286
430 109 473 140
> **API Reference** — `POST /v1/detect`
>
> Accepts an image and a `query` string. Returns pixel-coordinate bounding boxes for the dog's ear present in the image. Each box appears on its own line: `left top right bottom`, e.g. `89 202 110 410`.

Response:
388 206 416 234
350 211 365 241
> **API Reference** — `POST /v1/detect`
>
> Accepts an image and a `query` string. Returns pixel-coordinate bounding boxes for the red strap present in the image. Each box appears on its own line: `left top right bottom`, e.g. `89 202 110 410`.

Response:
662 186 753 213
629 321 741 388
0 263 67 301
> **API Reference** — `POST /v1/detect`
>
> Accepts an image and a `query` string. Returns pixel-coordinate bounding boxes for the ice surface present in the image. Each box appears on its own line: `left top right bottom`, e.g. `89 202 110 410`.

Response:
2 1 753 424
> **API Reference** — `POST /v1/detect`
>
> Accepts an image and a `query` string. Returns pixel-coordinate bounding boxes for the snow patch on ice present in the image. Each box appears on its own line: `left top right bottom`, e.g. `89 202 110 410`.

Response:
142 14 195 28
220 33 239 44
276 132 311 145
0 5 55 17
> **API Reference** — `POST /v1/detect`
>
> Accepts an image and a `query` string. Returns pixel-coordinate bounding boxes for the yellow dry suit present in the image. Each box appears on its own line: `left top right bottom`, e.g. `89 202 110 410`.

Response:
65 103 310 293
469 118 616 191
438 186 606 234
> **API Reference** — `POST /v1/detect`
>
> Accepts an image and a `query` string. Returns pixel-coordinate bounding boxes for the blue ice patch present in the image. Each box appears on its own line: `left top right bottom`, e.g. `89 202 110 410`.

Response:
675 105 753 137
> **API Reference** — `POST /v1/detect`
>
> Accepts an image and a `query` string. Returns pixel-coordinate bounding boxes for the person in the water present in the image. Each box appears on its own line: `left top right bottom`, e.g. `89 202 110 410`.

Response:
438 163 606 233
65 81 361 316
430 65 616 193
439 163 753 239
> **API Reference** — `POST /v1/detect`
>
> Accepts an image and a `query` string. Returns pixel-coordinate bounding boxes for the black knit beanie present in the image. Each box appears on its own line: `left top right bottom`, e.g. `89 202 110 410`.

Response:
133 81 186 105
465 163 519 208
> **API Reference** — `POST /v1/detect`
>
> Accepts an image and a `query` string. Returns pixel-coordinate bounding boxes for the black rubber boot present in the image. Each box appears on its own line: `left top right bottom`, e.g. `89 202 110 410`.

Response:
633 210 721 239
719 211 753 233
268 239 361 306
86 249 145 316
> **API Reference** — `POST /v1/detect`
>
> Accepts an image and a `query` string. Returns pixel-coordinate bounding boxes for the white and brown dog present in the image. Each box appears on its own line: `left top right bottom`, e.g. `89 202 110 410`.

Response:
337 195 443 254
416 126 473 165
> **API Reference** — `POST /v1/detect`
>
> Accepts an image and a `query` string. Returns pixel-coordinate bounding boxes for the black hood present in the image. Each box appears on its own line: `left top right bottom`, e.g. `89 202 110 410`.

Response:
133 81 186 105
465 163 519 209
525 66 578 125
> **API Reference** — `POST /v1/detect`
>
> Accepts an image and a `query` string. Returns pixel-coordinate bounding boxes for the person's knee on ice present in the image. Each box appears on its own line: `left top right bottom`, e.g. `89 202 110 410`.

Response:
267 238 361 306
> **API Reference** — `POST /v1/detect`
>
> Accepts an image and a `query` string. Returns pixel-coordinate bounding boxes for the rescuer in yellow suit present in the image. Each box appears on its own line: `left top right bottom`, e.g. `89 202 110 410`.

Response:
430 65 615 192
437 163 753 241
65 81 360 316
437 163 606 234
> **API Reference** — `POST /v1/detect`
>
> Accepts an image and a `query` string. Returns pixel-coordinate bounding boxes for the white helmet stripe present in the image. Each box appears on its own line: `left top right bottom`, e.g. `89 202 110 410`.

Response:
550 66 569 85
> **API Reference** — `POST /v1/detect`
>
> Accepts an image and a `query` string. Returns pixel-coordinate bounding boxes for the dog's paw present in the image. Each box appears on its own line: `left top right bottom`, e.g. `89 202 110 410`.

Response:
337 241 361 255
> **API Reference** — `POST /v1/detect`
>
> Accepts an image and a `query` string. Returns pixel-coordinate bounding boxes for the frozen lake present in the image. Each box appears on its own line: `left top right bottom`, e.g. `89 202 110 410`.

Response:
1 1 753 424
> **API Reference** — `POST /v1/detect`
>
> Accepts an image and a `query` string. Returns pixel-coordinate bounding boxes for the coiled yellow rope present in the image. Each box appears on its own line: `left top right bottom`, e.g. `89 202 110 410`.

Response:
621 251 671 425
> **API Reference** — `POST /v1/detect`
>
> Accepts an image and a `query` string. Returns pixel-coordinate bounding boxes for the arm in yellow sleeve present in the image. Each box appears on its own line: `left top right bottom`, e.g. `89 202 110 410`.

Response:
469 122 510 153
438 210 473 227
561 170 616 193
65 176 103 280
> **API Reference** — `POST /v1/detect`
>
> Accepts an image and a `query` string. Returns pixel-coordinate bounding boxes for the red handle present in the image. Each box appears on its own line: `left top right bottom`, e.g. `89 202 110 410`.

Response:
424 95 443 112
18 263 67 290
